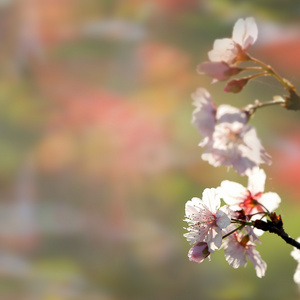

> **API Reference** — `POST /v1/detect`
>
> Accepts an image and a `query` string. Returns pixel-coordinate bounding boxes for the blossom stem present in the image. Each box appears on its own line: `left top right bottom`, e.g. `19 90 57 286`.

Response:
248 211 268 219
242 66 264 71
222 223 245 239
244 97 285 116
231 218 254 226
248 55 295 91
254 218 300 250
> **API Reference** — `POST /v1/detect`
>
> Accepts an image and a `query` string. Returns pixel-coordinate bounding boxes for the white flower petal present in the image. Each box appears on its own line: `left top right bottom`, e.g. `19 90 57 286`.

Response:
247 167 266 194
232 17 258 50
202 188 220 213
259 192 281 212
185 197 202 218
219 181 248 207
216 105 248 124
291 238 300 285
293 265 300 284
291 238 300 262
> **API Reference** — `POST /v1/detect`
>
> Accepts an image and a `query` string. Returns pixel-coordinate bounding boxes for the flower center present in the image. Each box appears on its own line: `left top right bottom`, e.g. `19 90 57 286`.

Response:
239 190 263 215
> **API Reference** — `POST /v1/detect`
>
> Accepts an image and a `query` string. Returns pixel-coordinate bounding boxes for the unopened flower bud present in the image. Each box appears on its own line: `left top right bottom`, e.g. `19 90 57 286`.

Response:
224 78 250 93
188 242 211 263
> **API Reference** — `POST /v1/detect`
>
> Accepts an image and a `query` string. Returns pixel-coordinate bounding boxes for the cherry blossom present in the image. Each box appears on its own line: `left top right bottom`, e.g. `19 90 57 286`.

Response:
197 61 241 83
223 226 267 278
218 167 281 216
184 188 231 252
199 17 258 81
208 17 258 65
191 88 216 139
291 237 300 285
192 88 271 175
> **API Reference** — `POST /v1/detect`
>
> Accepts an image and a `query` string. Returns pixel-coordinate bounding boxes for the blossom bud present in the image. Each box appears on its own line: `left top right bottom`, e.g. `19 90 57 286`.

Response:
188 242 210 263
224 78 250 93
284 87 300 111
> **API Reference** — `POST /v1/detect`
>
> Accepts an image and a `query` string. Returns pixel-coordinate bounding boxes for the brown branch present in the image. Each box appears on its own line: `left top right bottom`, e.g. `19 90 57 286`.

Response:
254 213 300 249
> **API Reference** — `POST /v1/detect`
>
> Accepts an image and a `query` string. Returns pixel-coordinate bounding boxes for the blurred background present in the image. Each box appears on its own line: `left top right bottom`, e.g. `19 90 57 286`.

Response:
1 0 300 299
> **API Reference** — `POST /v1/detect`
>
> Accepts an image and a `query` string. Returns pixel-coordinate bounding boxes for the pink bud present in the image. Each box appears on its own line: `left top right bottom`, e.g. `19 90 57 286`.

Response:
224 78 249 93
188 242 210 263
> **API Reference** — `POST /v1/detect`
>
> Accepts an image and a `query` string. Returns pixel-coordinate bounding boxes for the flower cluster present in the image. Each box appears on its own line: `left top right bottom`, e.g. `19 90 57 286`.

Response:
184 17 300 286
184 167 280 277
198 17 257 83
192 88 271 175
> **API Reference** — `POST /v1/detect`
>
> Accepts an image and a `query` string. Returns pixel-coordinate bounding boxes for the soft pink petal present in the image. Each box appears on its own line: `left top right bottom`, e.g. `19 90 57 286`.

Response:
197 61 240 82
232 17 258 50
216 206 231 229
205 227 223 252
245 225 261 243
191 88 216 137
202 121 271 175
247 167 266 195
208 38 238 64
224 242 247 268
238 125 272 167
216 105 248 124
246 246 267 278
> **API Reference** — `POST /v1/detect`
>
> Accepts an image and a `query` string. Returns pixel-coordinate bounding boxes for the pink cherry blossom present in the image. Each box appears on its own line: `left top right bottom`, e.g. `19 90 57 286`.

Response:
291 237 300 285
188 242 211 263
197 61 241 83
191 88 216 139
208 17 258 65
191 88 271 175
184 188 231 252
218 167 281 216
223 226 267 278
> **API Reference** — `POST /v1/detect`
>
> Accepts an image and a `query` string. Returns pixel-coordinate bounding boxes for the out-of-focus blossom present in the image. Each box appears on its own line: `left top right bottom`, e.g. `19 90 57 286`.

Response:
291 237 300 285
208 17 258 65
188 241 210 263
219 167 281 215
192 88 271 175
223 226 267 278
199 17 257 82
191 88 216 138
184 188 231 252
197 61 242 83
